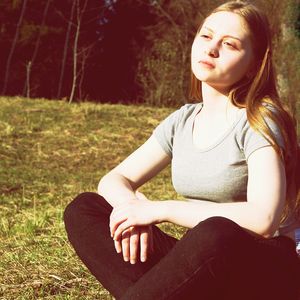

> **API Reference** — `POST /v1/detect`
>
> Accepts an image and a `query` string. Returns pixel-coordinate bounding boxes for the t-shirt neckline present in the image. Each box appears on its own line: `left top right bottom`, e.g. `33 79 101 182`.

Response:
190 102 245 152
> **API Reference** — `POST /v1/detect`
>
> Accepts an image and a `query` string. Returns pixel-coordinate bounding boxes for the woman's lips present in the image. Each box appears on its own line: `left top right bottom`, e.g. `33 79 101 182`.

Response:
199 60 215 68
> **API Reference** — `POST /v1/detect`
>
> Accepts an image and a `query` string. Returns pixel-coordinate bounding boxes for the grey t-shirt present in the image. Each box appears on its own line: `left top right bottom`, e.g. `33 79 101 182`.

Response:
153 103 298 235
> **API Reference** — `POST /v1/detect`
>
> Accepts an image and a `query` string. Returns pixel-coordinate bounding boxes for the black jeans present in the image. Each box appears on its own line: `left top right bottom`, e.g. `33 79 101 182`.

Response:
64 192 300 300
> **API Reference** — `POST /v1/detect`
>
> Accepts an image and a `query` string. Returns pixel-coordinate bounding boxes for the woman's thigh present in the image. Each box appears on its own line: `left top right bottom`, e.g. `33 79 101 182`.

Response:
120 216 300 300
226 235 300 300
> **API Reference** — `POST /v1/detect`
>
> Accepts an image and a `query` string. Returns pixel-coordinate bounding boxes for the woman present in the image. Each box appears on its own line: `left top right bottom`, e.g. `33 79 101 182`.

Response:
64 1 300 299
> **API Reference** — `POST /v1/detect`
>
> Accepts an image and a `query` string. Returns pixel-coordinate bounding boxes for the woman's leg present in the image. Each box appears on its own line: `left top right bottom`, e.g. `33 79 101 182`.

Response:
120 216 300 300
63 192 177 299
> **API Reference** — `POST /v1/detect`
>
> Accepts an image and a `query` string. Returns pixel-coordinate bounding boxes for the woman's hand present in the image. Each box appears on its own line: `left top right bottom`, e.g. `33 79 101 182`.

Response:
110 198 159 241
109 191 159 263
113 225 153 264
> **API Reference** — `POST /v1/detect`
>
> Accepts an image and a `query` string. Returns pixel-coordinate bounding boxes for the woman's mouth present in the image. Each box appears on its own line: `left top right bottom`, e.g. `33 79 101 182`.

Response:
199 60 215 68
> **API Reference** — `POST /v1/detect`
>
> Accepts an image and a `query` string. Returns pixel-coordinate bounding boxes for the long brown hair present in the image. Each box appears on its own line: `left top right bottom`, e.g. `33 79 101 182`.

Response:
190 1 299 222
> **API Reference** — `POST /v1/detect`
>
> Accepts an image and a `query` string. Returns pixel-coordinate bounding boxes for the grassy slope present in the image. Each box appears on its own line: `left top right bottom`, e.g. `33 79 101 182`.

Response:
1 97 298 299
0 97 186 299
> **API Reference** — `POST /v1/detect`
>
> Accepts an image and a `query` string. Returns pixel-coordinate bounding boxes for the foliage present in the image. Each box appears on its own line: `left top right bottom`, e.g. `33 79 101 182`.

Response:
0 1 104 100
0 0 158 103
135 0 223 106
272 0 300 117
136 0 300 109
0 96 187 299
136 39 183 106
0 0 299 109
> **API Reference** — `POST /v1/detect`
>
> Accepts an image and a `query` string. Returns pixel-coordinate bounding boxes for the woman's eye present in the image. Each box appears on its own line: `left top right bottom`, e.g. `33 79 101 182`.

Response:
224 41 235 48
200 34 211 39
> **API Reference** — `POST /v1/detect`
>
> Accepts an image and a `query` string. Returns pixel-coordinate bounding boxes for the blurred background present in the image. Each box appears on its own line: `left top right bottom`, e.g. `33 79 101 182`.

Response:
0 0 299 109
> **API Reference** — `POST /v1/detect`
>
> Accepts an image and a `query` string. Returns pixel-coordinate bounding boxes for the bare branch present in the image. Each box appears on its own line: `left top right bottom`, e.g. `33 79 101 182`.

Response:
2 0 28 94
69 0 89 103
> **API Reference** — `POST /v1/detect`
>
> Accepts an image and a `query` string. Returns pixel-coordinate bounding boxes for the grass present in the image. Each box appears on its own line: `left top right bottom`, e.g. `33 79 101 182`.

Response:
1 96 299 299
0 96 187 299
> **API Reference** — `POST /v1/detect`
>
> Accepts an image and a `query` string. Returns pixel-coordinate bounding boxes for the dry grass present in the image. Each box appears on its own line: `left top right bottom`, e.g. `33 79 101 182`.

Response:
1 96 298 299
0 96 186 299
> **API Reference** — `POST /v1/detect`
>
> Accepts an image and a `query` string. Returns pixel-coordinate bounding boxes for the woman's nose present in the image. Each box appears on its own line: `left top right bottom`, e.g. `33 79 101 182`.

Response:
205 42 219 58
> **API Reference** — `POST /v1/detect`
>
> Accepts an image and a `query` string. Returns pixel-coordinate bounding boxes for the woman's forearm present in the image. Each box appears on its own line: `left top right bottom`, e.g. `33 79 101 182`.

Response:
157 200 278 238
97 172 138 207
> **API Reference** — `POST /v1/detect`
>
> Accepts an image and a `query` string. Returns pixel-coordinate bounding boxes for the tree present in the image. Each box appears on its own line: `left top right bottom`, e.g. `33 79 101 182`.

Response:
0 0 298 109
69 0 89 103
78 44 94 100
274 0 300 118
135 0 222 106
23 0 51 98
2 0 28 94
136 0 300 109
56 0 76 99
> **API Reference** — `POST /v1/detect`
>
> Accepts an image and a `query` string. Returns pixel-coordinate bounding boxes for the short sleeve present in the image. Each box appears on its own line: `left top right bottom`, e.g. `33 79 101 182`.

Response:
239 113 285 161
152 104 191 157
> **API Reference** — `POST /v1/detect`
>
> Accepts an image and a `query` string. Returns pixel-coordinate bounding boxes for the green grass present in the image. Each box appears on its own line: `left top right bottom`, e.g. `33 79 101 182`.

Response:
0 96 187 299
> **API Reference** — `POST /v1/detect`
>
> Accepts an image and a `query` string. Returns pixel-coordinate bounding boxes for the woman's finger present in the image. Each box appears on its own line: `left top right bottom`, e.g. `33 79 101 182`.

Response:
139 227 149 262
129 227 140 264
121 230 130 262
113 220 132 241
114 239 122 253
109 213 128 238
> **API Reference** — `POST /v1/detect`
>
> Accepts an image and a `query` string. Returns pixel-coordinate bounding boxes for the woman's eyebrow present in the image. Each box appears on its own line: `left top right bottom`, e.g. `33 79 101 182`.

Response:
202 26 242 42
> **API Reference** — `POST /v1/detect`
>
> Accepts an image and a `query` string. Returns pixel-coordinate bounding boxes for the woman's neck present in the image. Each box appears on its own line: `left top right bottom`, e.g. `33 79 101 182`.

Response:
201 83 234 114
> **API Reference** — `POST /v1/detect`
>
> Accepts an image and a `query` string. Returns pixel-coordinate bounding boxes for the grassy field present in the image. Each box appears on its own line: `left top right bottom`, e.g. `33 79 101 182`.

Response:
1 96 299 299
0 97 188 299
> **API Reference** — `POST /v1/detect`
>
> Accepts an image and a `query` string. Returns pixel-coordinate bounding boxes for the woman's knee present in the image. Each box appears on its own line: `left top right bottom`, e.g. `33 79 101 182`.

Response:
63 192 111 227
192 217 247 253
198 216 241 232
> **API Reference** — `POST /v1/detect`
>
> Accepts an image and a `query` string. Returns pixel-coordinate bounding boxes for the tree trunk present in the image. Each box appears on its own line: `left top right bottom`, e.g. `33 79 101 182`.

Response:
2 0 28 94
69 0 88 104
26 61 32 98
78 45 93 100
57 0 76 99
23 0 51 97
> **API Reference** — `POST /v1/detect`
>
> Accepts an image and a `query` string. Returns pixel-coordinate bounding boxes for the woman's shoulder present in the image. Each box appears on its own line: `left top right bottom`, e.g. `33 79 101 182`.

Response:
158 102 201 127
174 102 200 115
171 102 201 123
235 102 282 131
152 103 200 156
234 102 286 159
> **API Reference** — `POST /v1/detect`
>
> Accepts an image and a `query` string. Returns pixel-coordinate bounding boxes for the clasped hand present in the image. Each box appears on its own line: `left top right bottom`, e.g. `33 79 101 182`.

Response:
109 191 158 264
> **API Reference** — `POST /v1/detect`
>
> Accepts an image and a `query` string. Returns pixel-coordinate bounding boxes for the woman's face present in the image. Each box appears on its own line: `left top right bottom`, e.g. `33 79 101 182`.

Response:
191 11 254 93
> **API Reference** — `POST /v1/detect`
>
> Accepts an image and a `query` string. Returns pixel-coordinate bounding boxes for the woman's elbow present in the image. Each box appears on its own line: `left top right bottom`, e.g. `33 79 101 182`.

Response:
97 178 103 195
258 213 280 238
97 173 110 195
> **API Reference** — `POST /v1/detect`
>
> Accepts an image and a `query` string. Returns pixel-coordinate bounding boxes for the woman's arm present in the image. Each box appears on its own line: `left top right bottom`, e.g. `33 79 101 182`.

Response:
111 146 286 239
98 134 171 264
98 134 171 207
163 145 285 237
